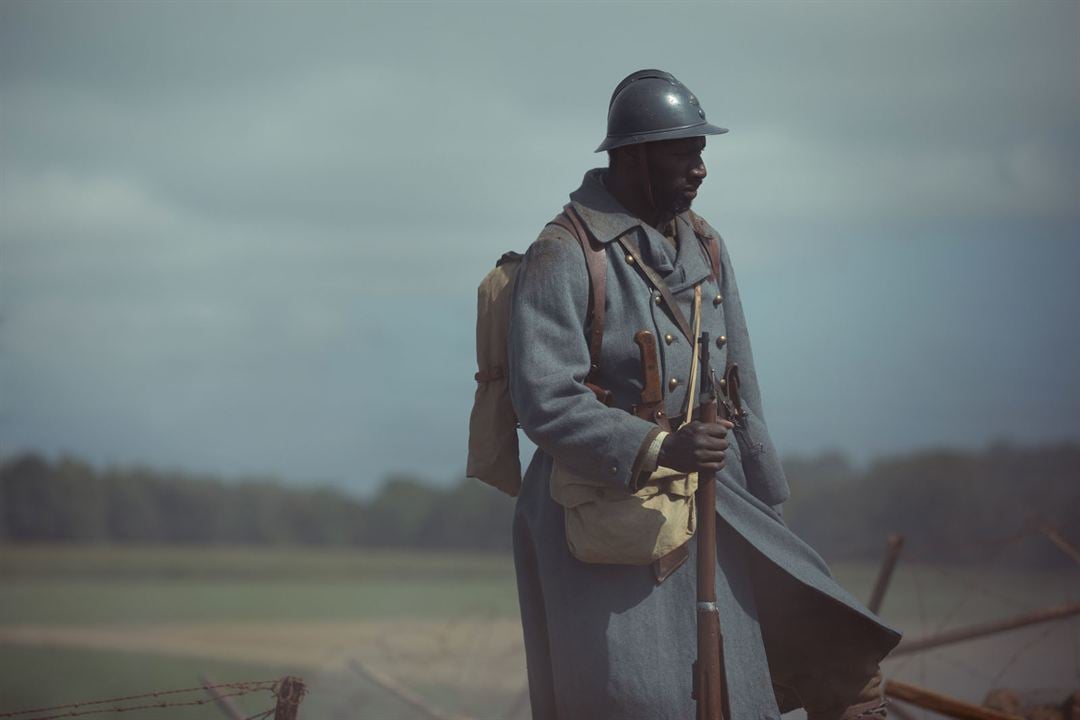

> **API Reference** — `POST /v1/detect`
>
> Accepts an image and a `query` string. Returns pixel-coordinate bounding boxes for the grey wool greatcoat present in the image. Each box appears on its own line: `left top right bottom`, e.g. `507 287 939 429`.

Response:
507 169 901 720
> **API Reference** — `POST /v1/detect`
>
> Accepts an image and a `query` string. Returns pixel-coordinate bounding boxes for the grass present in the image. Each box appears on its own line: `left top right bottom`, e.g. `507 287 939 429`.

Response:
2 543 1074 626
0 577 521 624
0 545 524 717
0 543 515 581
1 543 1077 718
0 543 521 624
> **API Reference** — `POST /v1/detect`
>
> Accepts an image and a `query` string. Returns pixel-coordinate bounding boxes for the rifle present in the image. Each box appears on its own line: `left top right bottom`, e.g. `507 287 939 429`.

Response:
693 331 727 720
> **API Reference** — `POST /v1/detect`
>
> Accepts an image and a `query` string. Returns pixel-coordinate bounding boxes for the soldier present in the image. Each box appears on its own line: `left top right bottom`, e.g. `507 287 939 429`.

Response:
507 69 900 719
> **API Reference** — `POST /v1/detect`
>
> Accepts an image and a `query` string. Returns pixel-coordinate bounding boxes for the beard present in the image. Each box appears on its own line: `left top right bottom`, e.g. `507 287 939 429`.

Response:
647 172 697 216
657 185 695 215
670 192 694 215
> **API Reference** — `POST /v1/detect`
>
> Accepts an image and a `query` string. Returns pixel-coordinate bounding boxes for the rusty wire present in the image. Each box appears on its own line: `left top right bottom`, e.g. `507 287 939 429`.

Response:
889 520 1046 679
0 681 277 720
989 623 1059 687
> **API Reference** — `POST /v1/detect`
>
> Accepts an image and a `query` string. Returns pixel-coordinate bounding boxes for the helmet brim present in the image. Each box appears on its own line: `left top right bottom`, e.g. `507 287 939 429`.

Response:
595 122 728 153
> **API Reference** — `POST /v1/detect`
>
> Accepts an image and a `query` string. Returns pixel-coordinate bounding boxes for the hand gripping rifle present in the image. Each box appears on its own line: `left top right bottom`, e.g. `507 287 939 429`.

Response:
693 331 728 720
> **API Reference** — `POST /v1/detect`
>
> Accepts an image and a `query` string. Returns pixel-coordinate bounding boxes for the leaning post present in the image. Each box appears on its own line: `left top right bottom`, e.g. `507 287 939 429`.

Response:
273 676 306 720
867 534 905 614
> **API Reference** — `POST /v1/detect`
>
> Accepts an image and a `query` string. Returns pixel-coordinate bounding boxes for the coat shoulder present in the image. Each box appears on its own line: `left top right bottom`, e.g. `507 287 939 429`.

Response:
688 210 722 242
687 210 734 263
520 221 588 285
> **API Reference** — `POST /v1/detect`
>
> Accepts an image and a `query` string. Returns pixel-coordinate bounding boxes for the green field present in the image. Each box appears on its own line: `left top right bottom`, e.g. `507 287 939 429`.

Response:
0 545 522 719
1 544 1076 719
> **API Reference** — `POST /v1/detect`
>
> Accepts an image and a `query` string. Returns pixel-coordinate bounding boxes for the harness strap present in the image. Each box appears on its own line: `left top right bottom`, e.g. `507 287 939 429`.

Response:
546 204 607 387
689 211 722 284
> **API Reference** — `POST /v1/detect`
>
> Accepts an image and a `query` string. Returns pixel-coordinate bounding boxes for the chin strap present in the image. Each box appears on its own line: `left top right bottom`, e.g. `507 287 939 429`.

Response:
638 145 658 216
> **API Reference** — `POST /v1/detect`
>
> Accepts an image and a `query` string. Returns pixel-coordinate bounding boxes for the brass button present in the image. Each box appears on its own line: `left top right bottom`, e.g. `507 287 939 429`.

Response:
715 335 727 348
664 333 675 345
718 378 727 389
625 254 635 264
713 294 724 306
668 377 680 391
609 464 619 475
654 294 663 305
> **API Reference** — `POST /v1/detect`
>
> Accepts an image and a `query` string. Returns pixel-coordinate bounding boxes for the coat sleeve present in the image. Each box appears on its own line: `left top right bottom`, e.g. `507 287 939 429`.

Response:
508 229 659 490
714 228 792 509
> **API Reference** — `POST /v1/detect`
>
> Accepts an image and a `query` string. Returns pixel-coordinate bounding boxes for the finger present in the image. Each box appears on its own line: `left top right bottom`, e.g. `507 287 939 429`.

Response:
694 437 729 452
699 422 729 438
694 449 727 465
719 419 734 429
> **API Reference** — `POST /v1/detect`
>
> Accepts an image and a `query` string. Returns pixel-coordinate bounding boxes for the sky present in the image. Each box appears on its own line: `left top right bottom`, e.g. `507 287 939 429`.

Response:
1 1 1078 494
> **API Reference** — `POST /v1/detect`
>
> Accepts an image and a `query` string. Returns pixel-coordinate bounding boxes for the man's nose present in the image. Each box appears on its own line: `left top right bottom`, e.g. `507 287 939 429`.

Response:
691 160 707 180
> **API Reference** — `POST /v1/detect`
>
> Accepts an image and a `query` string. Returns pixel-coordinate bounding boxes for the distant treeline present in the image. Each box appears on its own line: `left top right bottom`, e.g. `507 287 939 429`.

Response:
2 443 1077 565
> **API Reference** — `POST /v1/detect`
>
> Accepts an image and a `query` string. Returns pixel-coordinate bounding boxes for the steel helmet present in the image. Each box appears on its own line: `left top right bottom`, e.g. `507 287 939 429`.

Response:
595 69 728 152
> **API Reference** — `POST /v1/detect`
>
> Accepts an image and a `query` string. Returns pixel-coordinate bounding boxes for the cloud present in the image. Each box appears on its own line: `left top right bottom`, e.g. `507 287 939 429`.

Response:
710 126 1080 227
2 1 1078 486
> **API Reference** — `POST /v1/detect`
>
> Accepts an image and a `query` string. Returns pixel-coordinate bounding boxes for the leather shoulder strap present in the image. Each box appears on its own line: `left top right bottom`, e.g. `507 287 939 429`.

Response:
546 204 606 383
689 211 721 283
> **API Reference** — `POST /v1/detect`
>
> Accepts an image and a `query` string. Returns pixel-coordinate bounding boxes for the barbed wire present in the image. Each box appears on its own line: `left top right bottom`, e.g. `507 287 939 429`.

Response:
899 514 1048 568
990 623 1060 687
0 681 277 720
888 517 1077 681
930 650 997 684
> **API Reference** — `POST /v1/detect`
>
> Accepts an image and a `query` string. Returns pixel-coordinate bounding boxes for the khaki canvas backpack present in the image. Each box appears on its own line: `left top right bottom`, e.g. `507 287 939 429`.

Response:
466 205 605 496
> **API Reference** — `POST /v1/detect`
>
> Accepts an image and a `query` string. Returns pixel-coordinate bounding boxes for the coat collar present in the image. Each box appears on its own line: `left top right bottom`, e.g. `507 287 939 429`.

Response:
569 168 700 244
568 168 641 245
568 168 710 292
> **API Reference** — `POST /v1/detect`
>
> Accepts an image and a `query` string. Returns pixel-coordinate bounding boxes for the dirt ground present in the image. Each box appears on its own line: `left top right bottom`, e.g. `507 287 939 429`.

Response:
3 615 1078 713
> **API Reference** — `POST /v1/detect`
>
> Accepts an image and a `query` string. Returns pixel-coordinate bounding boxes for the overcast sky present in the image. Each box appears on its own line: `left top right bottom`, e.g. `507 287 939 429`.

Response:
2 1 1078 493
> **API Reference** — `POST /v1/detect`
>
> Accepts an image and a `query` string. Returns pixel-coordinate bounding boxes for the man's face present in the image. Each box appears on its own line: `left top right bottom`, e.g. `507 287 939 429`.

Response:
642 136 707 215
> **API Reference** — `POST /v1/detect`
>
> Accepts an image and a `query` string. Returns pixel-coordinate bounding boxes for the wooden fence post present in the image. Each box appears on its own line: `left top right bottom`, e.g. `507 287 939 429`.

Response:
1038 521 1080 567
892 601 1080 655
273 676 306 720
868 534 905 614
885 680 1024 720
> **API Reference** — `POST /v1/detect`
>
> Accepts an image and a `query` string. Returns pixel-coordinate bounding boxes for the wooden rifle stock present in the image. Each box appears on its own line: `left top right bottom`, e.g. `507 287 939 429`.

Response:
693 332 727 720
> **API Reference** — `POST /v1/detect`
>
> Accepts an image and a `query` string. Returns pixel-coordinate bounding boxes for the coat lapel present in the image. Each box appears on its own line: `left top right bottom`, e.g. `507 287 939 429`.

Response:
568 168 711 300
666 214 711 294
